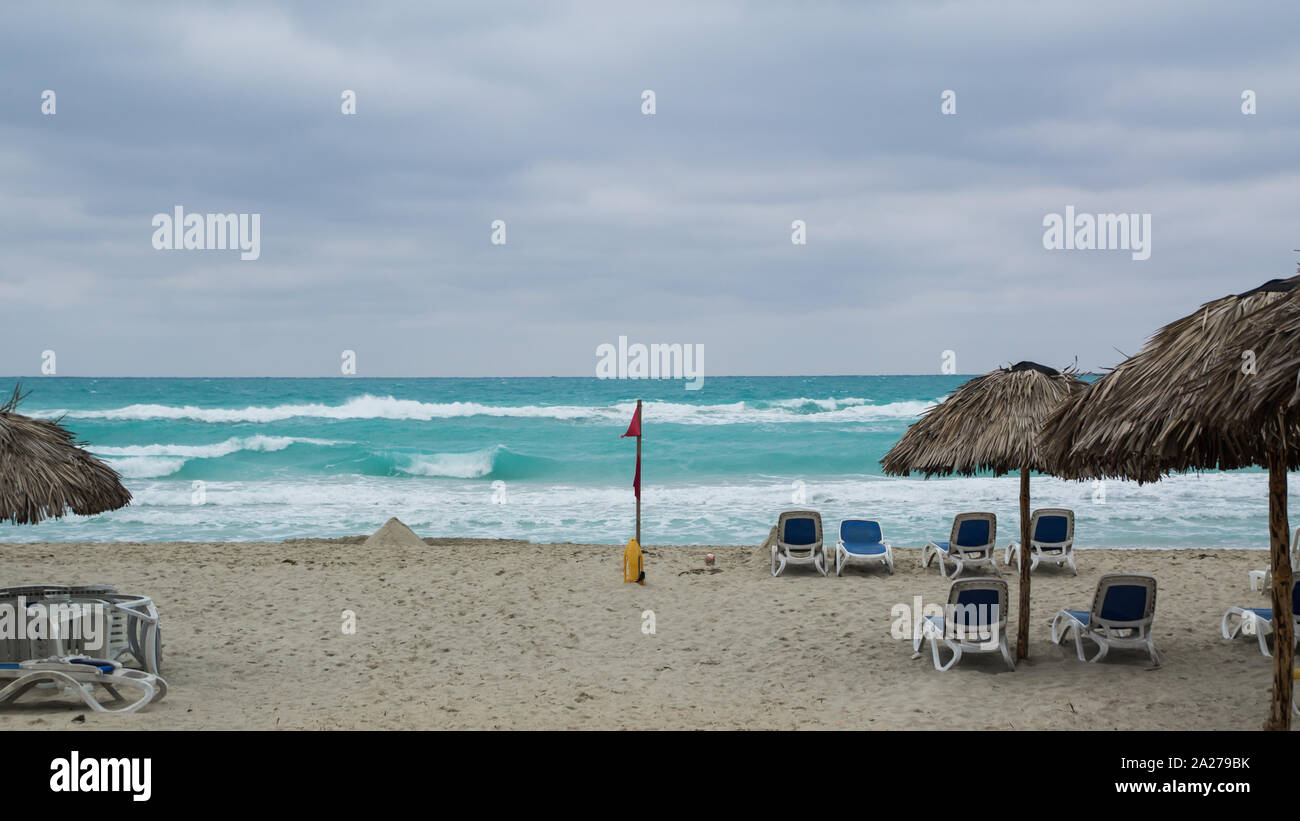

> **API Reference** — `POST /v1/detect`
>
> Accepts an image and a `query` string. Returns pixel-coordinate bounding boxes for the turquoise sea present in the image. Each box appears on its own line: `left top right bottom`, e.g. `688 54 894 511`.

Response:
3 376 1284 548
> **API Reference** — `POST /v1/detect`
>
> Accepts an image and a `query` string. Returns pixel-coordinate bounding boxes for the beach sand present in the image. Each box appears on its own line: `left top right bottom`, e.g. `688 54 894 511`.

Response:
0 536 1282 730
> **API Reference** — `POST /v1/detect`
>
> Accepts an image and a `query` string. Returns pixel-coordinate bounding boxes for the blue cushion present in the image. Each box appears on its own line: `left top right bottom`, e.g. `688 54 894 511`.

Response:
842 540 886 556
955 519 990 547
1099 585 1149 622
952 588 1001 628
68 658 115 673
1035 515 1069 544
1064 609 1091 626
783 517 817 546
841 520 882 544
0 663 18 670
1245 608 1273 620
932 541 950 553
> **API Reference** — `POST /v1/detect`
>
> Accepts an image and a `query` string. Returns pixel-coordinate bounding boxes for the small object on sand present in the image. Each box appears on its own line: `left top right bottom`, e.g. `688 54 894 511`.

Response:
362 517 426 552
705 553 715 566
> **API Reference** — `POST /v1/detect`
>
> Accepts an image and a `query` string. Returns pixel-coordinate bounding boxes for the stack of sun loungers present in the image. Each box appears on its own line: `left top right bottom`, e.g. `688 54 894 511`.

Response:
0 584 165 713
0 584 163 674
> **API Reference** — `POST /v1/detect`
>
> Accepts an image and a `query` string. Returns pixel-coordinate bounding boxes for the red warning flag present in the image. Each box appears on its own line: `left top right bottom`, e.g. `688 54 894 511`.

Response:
621 404 641 438
622 404 642 499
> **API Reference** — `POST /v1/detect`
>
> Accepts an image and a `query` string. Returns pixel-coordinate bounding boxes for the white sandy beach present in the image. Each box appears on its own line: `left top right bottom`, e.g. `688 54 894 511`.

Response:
0 531 1283 730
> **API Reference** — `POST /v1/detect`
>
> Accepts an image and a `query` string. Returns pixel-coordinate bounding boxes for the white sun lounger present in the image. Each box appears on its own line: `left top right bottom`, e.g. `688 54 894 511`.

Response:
913 577 1015 671
0 656 166 713
922 512 998 578
1051 574 1159 666
1004 508 1076 574
771 510 827 576
1221 584 1300 657
1248 528 1300 592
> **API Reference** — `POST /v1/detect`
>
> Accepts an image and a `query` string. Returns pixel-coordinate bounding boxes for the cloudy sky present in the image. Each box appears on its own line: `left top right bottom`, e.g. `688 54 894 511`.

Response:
1 1 1297 377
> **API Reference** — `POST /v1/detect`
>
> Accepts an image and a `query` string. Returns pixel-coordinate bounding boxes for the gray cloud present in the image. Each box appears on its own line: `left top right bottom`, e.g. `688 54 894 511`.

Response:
1 0 1297 377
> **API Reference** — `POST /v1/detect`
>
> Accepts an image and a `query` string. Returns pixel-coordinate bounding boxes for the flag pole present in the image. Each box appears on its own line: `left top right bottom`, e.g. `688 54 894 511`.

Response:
635 398 642 545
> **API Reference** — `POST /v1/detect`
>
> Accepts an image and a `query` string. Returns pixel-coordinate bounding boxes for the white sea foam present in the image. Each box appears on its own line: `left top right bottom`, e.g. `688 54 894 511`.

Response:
109 456 189 479
46 395 936 426
94 435 340 458
767 397 870 410
97 436 340 478
16 470 1287 548
393 445 502 479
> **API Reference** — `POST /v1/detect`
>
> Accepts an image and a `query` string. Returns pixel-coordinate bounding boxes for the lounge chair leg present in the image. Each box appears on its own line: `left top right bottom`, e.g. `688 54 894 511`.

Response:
1000 635 1016 670
1087 636 1108 663
941 639 963 672
0 678 46 704
933 636 952 671
1258 620 1273 657
1221 609 1239 640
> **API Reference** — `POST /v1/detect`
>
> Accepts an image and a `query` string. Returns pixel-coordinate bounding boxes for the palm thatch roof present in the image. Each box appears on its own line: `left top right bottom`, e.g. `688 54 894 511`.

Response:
881 362 1087 477
1041 276 1300 482
1183 279 1300 428
0 385 131 525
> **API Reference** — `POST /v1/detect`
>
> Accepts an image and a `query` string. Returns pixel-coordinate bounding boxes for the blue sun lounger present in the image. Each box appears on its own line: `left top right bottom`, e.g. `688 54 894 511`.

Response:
1051 574 1159 666
770 510 827 577
1004 508 1076 574
913 577 1015 671
834 519 893 575
1221 584 1300 657
922 512 998 577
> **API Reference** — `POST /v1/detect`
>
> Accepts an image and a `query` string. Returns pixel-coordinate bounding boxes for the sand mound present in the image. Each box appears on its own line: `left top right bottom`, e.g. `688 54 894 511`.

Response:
362 517 426 551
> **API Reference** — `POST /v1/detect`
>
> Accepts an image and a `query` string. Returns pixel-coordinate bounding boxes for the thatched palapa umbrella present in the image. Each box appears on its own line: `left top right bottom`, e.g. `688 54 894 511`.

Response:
1041 275 1300 730
882 362 1086 660
0 386 131 526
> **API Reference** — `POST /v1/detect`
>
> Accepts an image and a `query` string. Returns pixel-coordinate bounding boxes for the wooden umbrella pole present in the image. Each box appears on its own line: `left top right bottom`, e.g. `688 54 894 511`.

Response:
635 399 642 545
1016 465 1031 661
1266 426 1294 730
